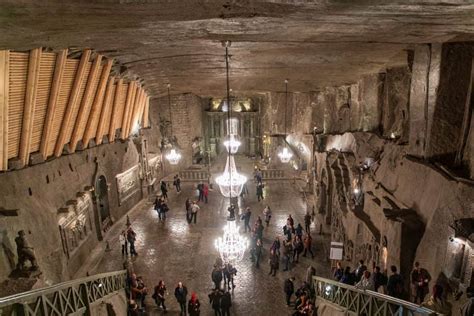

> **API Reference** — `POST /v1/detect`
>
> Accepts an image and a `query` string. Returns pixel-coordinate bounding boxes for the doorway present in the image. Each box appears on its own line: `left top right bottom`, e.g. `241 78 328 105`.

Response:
96 175 111 232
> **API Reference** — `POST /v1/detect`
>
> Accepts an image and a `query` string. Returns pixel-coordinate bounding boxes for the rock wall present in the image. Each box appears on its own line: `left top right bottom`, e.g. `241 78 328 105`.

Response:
154 93 204 175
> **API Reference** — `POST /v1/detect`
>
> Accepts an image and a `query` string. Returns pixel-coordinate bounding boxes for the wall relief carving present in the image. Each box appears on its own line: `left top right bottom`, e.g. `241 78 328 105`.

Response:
116 165 141 206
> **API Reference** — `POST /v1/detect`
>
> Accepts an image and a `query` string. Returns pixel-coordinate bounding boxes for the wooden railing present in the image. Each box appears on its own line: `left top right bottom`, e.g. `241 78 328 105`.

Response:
313 276 438 316
0 270 127 316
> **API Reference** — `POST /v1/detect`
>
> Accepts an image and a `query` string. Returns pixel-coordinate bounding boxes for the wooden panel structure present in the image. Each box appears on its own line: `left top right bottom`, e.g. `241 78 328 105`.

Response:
83 59 113 147
54 50 91 157
143 96 150 128
0 50 9 170
40 49 67 159
18 48 42 167
0 48 149 171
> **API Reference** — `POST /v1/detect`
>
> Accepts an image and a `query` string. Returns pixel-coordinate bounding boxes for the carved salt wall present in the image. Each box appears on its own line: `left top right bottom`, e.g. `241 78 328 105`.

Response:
116 165 140 206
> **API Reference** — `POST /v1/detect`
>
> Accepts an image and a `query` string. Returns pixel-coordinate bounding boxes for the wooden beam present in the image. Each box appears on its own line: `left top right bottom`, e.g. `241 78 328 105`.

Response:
135 90 147 130
40 49 67 160
82 58 113 147
54 49 91 157
142 95 150 128
18 48 42 167
69 54 103 152
0 50 9 170
108 79 123 142
126 87 142 136
121 81 136 140
95 76 115 145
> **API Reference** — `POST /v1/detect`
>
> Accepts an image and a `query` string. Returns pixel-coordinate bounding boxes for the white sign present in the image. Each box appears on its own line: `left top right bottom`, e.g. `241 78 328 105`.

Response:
330 241 344 260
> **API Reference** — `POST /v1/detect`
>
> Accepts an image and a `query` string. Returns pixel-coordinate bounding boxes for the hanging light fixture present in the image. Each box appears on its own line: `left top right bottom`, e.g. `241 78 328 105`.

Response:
165 83 181 165
278 79 293 163
215 40 248 263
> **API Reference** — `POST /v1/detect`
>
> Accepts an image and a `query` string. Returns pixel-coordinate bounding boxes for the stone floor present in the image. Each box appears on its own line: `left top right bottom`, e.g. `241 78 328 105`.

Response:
92 155 331 315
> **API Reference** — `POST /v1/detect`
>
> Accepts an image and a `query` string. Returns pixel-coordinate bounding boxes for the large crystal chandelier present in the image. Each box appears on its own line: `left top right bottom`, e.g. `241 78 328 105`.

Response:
215 156 247 197
223 134 241 154
165 148 181 165
165 83 181 165
215 221 248 262
278 79 293 163
215 40 248 263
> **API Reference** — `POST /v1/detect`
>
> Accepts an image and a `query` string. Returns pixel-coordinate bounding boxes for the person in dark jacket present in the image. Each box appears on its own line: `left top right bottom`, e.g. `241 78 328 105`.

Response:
173 175 181 193
284 277 295 306
174 282 188 316
255 238 263 268
188 292 201 316
334 261 344 281
185 198 191 223
304 212 312 233
153 280 167 313
354 260 367 282
387 265 404 299
223 263 236 290
221 291 232 316
373 266 388 293
160 181 168 199
243 207 252 232
269 250 279 276
410 261 431 304
340 267 355 285
256 182 264 201
208 289 222 316
212 266 223 290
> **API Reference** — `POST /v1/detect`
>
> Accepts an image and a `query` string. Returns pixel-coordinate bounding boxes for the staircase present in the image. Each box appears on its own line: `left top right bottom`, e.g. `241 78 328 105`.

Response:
0 270 127 316
313 276 438 316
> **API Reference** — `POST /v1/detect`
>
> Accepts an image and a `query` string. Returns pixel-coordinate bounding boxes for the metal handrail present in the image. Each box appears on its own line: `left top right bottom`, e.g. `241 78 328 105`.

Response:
0 270 127 315
313 276 438 316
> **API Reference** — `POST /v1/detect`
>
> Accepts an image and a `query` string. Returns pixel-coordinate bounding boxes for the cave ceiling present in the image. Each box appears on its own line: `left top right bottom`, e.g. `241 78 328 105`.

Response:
0 0 473 98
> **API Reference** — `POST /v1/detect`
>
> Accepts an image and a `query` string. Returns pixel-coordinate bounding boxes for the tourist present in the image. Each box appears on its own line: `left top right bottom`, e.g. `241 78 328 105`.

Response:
302 233 314 259
387 265 404 299
287 214 295 228
174 281 188 316
355 271 374 290
282 238 292 271
153 280 168 313
154 196 162 216
460 287 474 316
283 224 292 241
284 276 295 306
188 292 201 316
340 267 355 285
227 204 236 220
295 223 303 239
263 205 272 227
372 266 387 293
304 212 312 233
160 200 169 221
306 265 316 285
270 237 281 256
197 182 204 202
208 289 222 316
421 284 452 316
255 238 263 268
221 290 232 316
411 261 431 304
185 198 191 223
223 263 236 290
160 181 168 199
269 250 280 276
128 299 140 316
190 201 200 224
130 274 147 310
256 182 264 201
292 236 304 263
203 183 209 203
119 230 128 256
255 168 263 183
354 260 367 282
255 220 264 241
243 207 252 232
126 226 138 256
173 174 181 193
212 266 223 290
333 262 344 281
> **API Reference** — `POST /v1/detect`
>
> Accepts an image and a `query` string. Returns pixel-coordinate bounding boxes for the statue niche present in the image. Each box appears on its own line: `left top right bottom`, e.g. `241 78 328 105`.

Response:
9 230 41 278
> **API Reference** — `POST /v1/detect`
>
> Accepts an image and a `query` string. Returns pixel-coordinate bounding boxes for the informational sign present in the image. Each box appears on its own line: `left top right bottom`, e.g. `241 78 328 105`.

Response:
330 241 344 260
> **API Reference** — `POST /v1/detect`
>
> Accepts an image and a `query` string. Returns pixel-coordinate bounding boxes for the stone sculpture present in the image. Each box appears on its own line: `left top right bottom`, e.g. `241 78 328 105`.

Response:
14 230 39 271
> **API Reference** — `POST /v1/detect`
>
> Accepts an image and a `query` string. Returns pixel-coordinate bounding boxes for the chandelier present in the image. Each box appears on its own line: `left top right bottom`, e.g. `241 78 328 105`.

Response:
165 148 182 165
165 83 181 165
278 79 293 163
223 134 241 154
278 146 293 163
215 156 247 197
215 221 248 262
215 40 248 263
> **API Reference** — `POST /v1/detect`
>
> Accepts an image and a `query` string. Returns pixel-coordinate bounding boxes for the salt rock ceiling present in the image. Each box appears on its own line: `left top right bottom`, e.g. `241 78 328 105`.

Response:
0 0 473 98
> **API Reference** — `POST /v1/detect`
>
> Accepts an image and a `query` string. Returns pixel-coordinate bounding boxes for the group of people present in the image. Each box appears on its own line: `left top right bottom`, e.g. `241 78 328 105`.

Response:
119 225 138 256
128 274 201 316
209 259 236 315
283 272 317 315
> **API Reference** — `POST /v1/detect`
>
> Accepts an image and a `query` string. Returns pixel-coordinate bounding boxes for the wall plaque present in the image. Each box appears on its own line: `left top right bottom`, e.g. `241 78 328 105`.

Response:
116 165 140 205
